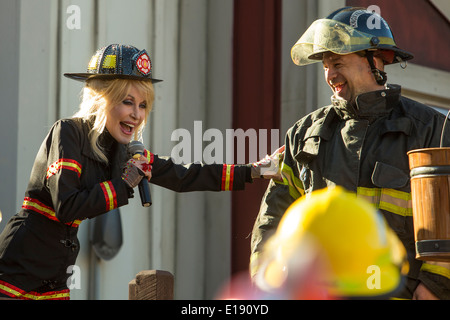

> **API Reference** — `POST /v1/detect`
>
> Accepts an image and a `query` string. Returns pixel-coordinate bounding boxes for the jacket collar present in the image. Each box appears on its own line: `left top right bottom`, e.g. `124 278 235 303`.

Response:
332 84 401 122
78 118 124 163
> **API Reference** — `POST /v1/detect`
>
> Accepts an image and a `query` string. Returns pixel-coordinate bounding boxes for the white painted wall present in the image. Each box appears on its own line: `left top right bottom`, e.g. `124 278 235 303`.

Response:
1 0 235 300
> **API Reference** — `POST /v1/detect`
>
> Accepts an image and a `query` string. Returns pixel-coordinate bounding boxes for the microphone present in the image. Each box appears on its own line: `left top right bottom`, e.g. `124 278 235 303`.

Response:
128 141 152 207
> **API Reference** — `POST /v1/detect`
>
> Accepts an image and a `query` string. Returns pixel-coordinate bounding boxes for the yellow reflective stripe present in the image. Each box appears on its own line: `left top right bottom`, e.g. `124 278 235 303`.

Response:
357 186 379 197
221 165 235 191
379 201 412 217
62 161 82 174
47 159 82 179
357 187 412 217
71 219 82 227
22 198 83 227
102 182 115 211
381 188 412 216
382 188 411 201
357 187 381 209
144 149 154 164
280 163 304 199
225 165 232 191
23 198 55 218
0 282 70 300
22 291 70 300
0 283 25 299
421 262 450 280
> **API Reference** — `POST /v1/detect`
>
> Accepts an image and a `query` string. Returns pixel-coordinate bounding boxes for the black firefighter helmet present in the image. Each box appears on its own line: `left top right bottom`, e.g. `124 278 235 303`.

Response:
64 44 162 83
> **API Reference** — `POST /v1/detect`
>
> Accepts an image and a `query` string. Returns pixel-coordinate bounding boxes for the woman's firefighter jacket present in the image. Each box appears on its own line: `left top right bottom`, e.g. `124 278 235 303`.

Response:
251 84 450 299
0 118 252 299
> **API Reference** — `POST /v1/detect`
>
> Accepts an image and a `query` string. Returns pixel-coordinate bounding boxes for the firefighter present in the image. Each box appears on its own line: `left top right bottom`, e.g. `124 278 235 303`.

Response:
0 44 282 299
254 187 408 300
250 7 450 299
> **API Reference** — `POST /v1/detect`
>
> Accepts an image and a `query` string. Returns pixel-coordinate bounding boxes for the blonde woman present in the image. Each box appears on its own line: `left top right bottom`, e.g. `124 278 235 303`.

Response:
0 45 282 299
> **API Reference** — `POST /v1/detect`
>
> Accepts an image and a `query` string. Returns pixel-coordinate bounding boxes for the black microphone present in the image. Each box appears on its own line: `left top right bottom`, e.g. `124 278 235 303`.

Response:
128 141 152 207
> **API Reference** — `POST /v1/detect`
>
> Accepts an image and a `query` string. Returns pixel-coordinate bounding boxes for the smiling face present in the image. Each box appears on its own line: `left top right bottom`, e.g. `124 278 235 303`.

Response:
322 52 384 105
105 84 148 145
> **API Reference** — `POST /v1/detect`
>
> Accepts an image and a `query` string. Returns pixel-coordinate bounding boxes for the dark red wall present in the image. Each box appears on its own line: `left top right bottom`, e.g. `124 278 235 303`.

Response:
232 0 282 274
346 0 450 72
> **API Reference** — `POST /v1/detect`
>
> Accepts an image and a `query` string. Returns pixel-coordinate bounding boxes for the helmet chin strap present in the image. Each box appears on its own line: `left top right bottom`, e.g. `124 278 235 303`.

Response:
365 50 387 86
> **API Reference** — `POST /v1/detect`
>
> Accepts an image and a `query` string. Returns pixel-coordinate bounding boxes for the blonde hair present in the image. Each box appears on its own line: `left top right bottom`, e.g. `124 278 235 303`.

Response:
73 78 155 163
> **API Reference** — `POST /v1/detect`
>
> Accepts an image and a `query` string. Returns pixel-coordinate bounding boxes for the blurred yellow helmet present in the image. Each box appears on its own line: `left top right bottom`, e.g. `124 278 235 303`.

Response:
256 187 407 299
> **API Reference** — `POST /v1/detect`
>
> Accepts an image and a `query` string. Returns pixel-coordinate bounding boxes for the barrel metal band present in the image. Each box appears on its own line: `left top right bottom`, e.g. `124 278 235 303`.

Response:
416 240 450 255
410 165 450 178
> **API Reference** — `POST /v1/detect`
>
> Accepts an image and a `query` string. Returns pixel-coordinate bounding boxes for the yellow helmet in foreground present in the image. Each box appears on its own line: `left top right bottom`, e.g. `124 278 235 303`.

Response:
256 187 408 299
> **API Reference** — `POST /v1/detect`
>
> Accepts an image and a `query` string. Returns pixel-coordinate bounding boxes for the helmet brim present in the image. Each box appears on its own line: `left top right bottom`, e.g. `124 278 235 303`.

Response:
307 46 414 65
64 73 163 83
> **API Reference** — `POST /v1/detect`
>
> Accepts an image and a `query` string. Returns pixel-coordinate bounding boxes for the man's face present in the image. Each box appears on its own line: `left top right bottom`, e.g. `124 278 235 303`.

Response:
322 52 382 104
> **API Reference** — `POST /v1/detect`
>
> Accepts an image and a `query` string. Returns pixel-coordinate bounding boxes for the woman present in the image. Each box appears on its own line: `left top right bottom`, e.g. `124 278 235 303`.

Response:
0 44 282 299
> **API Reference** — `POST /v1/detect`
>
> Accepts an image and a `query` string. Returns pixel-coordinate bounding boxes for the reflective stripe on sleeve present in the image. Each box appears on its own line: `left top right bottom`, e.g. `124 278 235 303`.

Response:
100 181 118 211
280 163 304 199
357 187 413 217
46 159 82 179
22 197 82 227
421 262 450 280
221 165 235 191
144 149 154 164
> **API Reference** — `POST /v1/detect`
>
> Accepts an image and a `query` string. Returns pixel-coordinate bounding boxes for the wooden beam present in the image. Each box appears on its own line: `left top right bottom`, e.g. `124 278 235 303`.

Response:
129 270 174 300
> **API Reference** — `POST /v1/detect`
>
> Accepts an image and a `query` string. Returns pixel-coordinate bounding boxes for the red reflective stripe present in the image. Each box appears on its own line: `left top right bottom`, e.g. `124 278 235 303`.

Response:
0 279 26 298
0 280 70 300
149 153 154 164
144 149 154 164
221 165 235 191
22 197 82 227
46 159 82 179
229 165 235 190
22 197 56 222
100 181 117 211
70 219 82 227
109 181 117 209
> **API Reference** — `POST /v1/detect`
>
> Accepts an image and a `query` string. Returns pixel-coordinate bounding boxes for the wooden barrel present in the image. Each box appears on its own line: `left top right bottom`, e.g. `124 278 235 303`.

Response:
408 147 450 262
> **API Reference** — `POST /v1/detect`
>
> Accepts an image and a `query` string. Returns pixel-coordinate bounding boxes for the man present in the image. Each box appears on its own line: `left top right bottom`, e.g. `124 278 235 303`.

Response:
250 7 450 299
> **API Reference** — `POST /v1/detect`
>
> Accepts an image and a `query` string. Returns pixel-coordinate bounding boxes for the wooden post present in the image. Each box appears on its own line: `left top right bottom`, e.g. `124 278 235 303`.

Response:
129 270 174 300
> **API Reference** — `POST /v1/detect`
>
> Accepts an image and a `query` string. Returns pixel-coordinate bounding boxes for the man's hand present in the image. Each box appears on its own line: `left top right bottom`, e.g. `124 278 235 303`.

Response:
412 283 439 300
